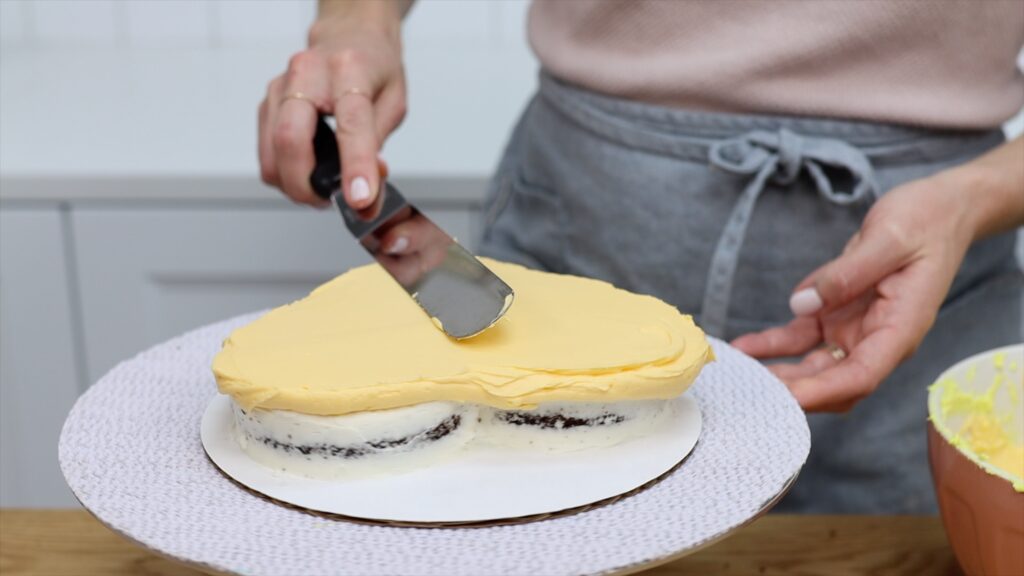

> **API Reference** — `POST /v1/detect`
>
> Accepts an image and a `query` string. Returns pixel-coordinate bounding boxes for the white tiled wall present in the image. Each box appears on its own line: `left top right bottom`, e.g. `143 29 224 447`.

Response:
405 0 493 45
0 0 347 48
215 0 315 46
0 1 29 47
0 0 531 49
32 0 122 47
0 0 537 178
3 1 1021 179
124 0 214 47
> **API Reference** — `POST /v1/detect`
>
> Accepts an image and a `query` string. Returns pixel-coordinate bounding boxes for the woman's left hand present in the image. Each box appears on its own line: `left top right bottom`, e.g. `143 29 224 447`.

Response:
731 174 977 412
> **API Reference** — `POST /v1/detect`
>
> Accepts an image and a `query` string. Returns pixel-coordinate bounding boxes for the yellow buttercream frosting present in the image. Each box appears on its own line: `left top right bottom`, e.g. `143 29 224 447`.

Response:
213 260 714 416
959 412 1024 480
931 349 1024 492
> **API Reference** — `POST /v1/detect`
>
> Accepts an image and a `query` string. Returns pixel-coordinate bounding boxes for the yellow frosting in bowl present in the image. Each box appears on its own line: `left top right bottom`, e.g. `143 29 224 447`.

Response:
213 260 714 416
958 412 1024 481
929 347 1024 492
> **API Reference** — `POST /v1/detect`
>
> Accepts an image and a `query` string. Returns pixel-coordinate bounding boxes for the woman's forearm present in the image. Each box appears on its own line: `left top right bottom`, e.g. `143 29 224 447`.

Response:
316 0 413 24
937 136 1024 242
312 1 412 43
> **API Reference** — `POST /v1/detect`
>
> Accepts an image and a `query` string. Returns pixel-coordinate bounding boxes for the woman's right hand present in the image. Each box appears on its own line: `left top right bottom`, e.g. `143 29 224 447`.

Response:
259 1 407 209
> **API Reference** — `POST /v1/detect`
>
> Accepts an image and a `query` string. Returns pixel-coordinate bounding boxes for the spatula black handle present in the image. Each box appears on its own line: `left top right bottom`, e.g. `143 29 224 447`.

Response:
309 115 341 200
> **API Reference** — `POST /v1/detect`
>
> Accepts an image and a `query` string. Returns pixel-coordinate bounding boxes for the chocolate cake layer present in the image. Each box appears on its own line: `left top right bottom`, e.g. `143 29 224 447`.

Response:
495 411 627 429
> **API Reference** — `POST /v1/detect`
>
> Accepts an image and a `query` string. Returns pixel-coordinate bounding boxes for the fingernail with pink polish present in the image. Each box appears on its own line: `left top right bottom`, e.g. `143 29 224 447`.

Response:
385 236 408 255
349 177 371 203
790 288 823 316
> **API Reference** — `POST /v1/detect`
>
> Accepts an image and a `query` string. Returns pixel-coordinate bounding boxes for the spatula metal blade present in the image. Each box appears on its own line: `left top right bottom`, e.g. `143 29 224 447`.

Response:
310 116 514 339
331 185 514 339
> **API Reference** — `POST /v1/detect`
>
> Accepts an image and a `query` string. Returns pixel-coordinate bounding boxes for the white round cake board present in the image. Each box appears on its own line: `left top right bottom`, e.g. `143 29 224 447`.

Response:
201 394 701 524
59 312 810 576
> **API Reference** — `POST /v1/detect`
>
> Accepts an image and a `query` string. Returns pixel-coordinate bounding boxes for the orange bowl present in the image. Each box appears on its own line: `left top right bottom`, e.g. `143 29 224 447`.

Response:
927 344 1024 576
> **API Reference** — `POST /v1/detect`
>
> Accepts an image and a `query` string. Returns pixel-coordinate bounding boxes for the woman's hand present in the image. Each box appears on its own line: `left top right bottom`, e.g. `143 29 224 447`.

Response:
258 1 408 208
732 173 978 412
733 135 1023 412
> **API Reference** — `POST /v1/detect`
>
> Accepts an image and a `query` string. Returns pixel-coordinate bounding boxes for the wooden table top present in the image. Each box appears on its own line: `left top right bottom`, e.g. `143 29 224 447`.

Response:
0 509 962 576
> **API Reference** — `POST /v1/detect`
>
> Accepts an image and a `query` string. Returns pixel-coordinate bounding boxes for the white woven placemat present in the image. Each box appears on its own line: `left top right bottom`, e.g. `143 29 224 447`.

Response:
59 312 809 576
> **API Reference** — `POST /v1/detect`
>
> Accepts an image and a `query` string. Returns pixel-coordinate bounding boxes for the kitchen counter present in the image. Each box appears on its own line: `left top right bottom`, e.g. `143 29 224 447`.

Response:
0 509 960 576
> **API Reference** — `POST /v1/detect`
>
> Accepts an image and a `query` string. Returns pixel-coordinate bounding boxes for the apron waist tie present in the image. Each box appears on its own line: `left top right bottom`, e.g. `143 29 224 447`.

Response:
700 128 880 337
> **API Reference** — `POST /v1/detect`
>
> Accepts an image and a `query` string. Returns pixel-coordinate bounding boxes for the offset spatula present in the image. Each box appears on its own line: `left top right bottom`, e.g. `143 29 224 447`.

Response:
309 116 514 339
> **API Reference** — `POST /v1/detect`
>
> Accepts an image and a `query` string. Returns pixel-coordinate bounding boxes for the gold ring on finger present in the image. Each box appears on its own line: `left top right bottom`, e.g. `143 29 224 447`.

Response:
826 342 848 362
338 87 372 100
283 91 319 107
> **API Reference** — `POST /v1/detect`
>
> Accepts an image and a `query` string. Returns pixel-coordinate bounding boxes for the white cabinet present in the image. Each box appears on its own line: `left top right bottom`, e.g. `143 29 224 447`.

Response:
0 208 82 507
71 204 476 384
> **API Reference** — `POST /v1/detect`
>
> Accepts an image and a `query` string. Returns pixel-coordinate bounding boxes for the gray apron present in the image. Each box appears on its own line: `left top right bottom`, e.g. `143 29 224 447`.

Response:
478 73 1022 514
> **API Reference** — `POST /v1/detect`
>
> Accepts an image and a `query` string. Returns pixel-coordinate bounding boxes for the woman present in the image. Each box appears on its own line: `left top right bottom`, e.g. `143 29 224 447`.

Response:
258 0 1024 513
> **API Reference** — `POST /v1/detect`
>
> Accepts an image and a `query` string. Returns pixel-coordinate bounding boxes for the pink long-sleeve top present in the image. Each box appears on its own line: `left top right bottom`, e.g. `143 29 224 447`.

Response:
528 0 1024 130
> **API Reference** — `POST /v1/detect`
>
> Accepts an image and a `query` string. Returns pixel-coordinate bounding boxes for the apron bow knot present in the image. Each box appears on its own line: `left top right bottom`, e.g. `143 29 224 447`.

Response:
700 129 880 336
708 128 878 203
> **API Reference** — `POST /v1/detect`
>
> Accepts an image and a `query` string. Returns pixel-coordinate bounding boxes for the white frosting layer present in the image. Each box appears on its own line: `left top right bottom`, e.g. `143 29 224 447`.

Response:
232 401 478 479
232 398 676 478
